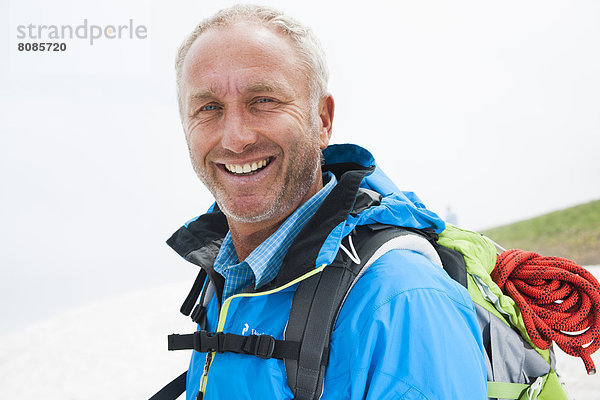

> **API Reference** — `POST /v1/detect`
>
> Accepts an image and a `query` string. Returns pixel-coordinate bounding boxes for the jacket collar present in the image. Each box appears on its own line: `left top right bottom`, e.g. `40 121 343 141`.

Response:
167 144 376 292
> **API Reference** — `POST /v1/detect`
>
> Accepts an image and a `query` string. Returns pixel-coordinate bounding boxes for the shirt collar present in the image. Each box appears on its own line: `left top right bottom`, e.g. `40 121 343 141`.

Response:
214 172 337 295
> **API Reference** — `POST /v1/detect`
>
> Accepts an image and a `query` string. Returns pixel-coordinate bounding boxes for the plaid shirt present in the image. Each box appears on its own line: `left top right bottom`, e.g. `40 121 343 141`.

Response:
213 172 337 299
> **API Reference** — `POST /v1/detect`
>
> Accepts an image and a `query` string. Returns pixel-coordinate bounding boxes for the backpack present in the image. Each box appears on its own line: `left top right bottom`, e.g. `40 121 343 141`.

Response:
152 223 577 400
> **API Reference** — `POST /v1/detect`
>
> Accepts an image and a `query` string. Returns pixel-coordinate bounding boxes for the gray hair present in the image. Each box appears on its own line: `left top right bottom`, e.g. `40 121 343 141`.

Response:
175 4 329 113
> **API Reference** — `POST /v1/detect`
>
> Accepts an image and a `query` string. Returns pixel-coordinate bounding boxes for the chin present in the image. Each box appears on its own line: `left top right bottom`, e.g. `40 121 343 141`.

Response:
220 202 280 224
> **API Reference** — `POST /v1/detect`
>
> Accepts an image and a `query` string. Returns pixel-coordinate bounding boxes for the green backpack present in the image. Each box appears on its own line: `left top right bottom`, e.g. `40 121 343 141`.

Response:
438 224 570 400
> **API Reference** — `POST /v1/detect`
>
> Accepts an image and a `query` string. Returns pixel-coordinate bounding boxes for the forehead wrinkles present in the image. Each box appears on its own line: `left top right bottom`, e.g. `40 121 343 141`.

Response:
182 23 309 102
183 65 306 112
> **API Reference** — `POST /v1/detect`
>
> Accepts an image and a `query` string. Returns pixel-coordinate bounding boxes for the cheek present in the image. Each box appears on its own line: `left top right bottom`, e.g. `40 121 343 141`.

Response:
187 127 218 157
252 103 307 130
186 137 209 169
267 113 314 143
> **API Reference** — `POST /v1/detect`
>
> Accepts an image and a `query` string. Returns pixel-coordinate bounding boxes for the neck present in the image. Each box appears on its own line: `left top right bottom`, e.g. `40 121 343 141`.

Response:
227 173 324 261
229 222 282 261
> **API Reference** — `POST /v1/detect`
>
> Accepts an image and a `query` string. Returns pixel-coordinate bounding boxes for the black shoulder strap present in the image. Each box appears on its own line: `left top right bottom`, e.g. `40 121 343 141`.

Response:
284 225 433 400
284 254 352 400
148 370 186 400
180 269 207 317
431 242 468 288
149 270 212 400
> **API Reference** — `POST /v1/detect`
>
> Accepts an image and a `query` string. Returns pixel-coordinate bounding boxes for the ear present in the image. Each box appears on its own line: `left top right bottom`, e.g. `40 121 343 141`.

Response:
317 94 334 149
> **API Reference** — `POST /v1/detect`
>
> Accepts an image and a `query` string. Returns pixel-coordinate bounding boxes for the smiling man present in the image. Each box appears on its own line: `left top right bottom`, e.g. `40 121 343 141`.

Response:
179 18 332 261
163 4 487 400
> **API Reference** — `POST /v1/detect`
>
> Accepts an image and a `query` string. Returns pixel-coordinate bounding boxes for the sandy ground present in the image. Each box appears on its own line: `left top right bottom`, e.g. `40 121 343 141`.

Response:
1 269 599 399
0 282 193 400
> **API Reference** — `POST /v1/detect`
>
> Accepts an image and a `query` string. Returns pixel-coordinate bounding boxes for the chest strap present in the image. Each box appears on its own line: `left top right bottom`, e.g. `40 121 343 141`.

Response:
167 331 328 364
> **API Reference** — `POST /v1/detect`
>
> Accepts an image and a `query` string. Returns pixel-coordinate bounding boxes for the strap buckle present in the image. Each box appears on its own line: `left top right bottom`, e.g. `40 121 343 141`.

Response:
247 335 276 359
193 331 223 353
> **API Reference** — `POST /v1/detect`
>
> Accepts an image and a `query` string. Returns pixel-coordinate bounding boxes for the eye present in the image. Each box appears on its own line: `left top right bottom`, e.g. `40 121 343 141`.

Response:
189 102 222 120
251 97 279 110
200 103 220 111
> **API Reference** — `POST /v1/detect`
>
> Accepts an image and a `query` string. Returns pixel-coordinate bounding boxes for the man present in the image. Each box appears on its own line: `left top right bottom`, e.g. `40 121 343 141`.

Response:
167 4 487 399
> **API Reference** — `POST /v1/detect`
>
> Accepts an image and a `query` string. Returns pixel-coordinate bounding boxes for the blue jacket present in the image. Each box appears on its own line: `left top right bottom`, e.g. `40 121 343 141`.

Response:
168 144 487 400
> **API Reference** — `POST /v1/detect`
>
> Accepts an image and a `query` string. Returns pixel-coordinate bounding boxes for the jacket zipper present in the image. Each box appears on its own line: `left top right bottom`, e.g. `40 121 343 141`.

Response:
198 351 212 396
199 264 327 398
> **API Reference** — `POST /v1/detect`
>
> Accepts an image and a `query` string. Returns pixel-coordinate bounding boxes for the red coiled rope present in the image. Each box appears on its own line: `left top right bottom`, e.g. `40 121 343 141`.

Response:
492 249 600 374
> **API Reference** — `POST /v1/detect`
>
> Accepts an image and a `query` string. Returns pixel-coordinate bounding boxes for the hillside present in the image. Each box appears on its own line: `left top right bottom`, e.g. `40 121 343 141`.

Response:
482 200 600 265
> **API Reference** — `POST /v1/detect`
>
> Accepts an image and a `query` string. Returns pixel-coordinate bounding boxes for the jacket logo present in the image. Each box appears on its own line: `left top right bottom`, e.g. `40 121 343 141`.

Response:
241 323 265 336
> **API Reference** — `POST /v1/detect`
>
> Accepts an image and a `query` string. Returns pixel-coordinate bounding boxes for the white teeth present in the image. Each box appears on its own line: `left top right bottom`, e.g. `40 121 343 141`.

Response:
225 158 270 174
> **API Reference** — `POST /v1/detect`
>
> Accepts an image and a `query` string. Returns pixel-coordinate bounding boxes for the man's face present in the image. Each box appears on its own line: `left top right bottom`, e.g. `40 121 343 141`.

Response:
180 22 331 228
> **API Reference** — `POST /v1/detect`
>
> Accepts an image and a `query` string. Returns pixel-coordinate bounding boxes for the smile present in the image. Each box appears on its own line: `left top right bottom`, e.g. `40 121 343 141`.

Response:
224 157 272 175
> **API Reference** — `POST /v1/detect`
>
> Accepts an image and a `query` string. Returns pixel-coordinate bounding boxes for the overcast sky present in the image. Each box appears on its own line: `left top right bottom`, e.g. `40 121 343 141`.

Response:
1 0 599 334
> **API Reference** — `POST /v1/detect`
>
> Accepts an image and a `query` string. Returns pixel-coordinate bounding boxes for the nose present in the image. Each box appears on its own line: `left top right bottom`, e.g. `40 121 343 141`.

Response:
220 107 258 153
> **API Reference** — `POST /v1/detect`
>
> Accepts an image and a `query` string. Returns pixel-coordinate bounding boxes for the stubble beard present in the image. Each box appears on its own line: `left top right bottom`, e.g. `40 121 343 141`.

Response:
189 128 322 225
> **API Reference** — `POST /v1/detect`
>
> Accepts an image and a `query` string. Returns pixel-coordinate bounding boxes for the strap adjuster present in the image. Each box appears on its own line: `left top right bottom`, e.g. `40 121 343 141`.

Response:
190 304 207 325
245 335 276 359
